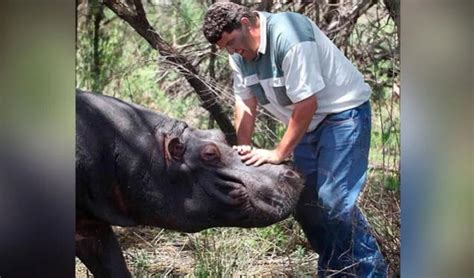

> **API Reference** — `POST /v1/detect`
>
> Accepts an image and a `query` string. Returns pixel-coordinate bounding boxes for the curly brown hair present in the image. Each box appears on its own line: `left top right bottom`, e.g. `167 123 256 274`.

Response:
202 2 256 44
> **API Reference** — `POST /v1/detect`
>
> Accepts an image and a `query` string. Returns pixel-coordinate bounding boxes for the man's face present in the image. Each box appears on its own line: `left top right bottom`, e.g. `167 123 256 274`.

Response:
217 24 258 61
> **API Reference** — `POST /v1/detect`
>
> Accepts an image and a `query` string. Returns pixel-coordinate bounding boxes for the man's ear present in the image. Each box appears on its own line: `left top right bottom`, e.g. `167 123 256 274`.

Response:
240 17 250 26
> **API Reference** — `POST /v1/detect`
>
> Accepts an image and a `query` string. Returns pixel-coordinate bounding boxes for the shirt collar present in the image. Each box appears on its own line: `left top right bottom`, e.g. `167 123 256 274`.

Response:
256 11 267 55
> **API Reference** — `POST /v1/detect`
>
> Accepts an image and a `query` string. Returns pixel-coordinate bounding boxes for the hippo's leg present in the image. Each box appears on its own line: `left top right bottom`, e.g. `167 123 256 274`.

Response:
76 219 131 278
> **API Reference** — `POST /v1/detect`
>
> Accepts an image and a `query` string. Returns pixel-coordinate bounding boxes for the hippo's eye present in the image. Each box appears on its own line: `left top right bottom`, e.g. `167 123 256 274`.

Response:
168 138 185 160
200 144 221 164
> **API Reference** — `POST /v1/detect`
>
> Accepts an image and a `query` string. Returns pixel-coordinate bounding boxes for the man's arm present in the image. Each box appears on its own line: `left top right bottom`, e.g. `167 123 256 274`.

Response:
241 95 317 166
275 95 317 159
235 96 257 145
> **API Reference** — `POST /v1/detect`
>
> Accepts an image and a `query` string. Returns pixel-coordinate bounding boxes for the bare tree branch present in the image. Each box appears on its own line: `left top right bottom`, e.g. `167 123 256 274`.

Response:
133 0 146 18
103 0 237 145
324 0 378 48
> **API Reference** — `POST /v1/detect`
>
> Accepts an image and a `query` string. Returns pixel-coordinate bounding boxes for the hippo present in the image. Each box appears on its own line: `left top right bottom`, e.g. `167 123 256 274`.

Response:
75 90 304 277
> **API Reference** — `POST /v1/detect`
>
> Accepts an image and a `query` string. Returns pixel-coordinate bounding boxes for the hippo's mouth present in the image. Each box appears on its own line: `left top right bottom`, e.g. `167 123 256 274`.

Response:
193 166 303 229
207 169 296 224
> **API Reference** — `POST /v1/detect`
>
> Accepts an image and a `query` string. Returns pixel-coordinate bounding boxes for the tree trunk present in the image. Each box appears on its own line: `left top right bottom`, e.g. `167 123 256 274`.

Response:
383 0 400 44
103 0 237 145
208 44 217 129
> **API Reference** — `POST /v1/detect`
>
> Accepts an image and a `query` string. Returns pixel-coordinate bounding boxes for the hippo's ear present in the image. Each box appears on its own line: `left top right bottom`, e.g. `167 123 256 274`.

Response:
167 137 186 161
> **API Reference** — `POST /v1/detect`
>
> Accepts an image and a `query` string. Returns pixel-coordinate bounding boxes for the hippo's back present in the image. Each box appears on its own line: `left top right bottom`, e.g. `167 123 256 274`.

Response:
75 91 168 225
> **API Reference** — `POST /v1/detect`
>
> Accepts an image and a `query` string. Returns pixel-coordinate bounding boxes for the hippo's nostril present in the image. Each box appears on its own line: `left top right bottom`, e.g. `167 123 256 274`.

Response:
279 169 305 190
283 169 299 179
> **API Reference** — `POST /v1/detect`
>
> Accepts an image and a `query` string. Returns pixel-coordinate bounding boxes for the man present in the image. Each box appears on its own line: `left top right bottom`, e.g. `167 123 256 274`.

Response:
202 2 388 277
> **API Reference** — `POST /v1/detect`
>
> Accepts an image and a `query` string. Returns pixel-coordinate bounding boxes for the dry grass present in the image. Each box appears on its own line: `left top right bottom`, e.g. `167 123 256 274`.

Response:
360 170 401 277
76 224 318 277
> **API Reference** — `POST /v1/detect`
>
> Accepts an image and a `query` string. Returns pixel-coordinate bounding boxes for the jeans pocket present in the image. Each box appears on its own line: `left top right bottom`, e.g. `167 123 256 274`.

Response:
324 108 359 126
320 111 359 148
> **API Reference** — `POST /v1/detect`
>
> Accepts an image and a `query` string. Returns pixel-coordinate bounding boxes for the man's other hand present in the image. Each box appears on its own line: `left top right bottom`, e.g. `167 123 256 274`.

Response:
233 145 253 155
233 145 285 166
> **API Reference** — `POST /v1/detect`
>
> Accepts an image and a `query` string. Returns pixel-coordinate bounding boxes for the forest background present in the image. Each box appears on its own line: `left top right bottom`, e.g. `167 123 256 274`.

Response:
76 0 400 276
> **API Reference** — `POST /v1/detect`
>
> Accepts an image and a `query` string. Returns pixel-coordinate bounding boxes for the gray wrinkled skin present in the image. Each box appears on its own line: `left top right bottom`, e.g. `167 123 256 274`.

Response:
75 91 304 277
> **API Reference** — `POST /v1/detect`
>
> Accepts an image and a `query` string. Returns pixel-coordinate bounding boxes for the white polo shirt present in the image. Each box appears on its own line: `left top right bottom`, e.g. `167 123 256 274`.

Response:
229 11 371 132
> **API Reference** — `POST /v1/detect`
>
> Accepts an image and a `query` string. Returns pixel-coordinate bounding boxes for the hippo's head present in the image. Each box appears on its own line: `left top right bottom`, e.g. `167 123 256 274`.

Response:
156 127 304 232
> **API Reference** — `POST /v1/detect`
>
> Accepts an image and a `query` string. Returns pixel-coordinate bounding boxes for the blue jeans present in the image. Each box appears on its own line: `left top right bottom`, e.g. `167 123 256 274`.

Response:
294 101 388 277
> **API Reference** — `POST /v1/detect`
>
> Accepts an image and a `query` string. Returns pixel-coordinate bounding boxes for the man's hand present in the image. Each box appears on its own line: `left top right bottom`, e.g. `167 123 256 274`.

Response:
233 145 285 166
